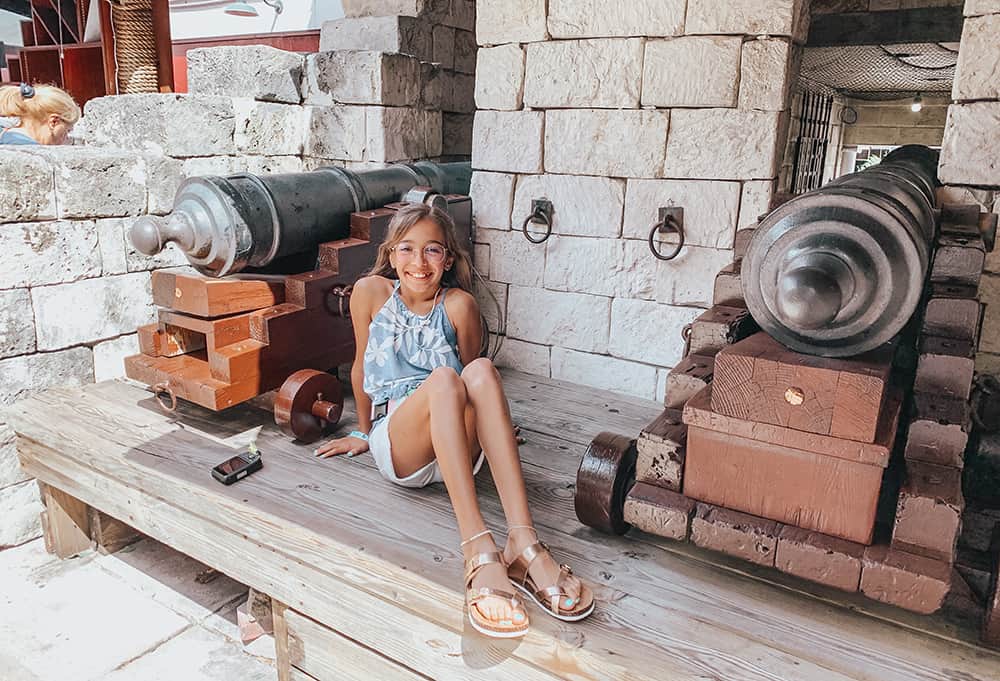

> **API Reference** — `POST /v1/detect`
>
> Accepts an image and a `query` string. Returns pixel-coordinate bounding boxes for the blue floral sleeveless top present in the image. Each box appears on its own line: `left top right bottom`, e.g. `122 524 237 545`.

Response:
363 281 464 405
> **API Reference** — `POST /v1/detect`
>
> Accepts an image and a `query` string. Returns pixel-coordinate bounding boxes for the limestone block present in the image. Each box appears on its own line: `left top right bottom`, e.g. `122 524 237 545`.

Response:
474 279 507 334
0 150 56 223
664 109 784 180
96 218 127 275
244 156 305 174
419 62 443 110
181 156 249 176
94 334 140 382
965 0 1000 16
0 289 34 359
0 479 42 548
739 180 774 228
642 37 741 108
474 243 490 276
233 100 304 156
20 147 146 218
544 236 624 297
0 346 93 407
474 228 544 286
980 274 1000 354
454 29 478 74
303 51 421 107
472 111 544 173
366 107 426 162
442 113 473 155
623 179 739 248
686 0 804 38
0 422 27 489
433 24 456 70
144 154 183 216
514 174 626 238
954 15 1000 100
302 105 367 161
445 72 477 114
424 110 443 158
127 236 188 272
494 337 550 376
525 39 643 109
0 220 100 289
545 110 669 178
475 45 525 111
186 45 304 104
610 297 702 367
551 347 657 399
341 0 424 17
939 103 1000 186
619 240 733 307
470 171 515 229
32 272 156 351
547 0 685 37
477 0 547 45
507 285 611 353
740 39 794 111
83 94 236 157
320 16 432 61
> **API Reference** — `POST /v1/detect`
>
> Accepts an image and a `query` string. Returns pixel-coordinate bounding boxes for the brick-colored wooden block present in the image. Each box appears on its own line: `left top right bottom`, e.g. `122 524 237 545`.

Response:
349 207 394 242
891 461 964 563
733 228 755 259
712 259 743 307
635 408 686 491
684 386 898 468
137 323 207 358
712 332 894 443
686 305 758 357
921 297 982 343
151 271 284 317
930 280 979 300
912 392 970 429
623 482 696 541
931 234 986 288
317 237 379 281
940 203 982 226
690 503 780 567
914 335 976 401
903 415 969 469
664 354 714 409
283 270 342 310
984 530 1000 647
684 424 885 544
860 544 951 614
775 526 864 592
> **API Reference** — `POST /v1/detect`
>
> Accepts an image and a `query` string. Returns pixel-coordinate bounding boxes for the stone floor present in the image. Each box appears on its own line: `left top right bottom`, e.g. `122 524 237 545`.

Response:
0 538 278 681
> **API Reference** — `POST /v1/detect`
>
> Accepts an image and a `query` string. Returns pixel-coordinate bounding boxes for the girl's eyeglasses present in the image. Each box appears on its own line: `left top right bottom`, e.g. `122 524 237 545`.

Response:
392 244 448 264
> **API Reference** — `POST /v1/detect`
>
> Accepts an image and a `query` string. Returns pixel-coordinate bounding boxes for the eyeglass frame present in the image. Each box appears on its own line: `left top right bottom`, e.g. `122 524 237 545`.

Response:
390 243 450 264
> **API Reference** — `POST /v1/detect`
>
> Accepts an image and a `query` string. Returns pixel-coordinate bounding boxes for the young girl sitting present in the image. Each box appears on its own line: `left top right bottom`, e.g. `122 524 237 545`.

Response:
314 203 594 638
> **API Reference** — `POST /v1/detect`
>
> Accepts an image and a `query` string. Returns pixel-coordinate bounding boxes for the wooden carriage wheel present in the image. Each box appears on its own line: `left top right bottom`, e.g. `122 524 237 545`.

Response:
574 432 637 535
274 370 344 443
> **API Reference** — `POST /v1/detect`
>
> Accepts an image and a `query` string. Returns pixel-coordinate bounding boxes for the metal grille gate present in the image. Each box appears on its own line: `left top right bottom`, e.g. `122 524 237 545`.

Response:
791 91 834 194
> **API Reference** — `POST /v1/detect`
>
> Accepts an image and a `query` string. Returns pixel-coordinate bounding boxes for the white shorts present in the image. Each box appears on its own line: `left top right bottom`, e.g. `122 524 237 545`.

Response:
368 394 486 488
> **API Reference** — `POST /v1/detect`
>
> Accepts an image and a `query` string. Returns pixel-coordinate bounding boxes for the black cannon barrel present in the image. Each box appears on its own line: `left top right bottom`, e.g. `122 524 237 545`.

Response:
742 145 939 357
130 161 472 278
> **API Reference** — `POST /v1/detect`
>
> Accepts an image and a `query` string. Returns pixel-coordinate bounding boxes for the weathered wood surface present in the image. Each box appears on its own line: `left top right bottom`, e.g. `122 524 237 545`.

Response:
6 371 999 681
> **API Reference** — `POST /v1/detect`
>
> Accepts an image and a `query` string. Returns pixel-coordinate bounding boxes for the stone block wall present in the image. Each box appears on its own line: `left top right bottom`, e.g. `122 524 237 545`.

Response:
471 0 808 400
841 95 949 147
939 0 1000 374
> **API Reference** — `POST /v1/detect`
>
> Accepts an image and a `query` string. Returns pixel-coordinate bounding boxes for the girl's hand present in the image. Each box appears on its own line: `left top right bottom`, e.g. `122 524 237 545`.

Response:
313 436 370 459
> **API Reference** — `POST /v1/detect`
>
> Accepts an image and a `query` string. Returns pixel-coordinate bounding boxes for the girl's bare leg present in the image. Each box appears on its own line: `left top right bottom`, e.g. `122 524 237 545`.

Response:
460 358 583 610
387 367 525 625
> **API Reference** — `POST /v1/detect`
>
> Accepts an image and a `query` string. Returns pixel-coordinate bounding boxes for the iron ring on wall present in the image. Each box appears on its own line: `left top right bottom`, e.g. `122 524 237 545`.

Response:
522 208 552 244
648 215 685 261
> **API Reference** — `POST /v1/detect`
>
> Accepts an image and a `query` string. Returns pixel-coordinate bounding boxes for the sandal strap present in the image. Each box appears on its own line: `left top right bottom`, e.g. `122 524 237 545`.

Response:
467 586 521 607
464 550 505 586
533 565 574 604
506 541 548 585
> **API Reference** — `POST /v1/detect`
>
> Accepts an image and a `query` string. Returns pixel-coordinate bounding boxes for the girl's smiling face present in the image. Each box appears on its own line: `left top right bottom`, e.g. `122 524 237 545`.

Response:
389 218 455 295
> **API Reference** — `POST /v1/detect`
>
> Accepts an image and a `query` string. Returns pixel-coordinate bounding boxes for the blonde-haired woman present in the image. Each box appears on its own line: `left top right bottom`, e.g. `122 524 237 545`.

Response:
0 83 80 146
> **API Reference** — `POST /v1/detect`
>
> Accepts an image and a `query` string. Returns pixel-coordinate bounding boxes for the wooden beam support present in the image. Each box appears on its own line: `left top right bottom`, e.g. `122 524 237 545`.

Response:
38 482 92 558
807 7 964 47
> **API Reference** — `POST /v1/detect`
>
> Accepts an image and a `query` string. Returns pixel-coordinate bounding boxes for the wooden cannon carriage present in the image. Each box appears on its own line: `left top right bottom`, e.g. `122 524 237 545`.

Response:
575 145 1000 647
123 161 472 442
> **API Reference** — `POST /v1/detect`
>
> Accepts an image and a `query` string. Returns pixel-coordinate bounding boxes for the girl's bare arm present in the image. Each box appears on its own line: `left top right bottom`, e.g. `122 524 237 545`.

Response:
445 289 484 366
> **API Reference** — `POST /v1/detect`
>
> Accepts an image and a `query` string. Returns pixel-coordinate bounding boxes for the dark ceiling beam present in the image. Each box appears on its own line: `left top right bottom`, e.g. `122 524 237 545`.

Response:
0 0 31 17
807 6 964 47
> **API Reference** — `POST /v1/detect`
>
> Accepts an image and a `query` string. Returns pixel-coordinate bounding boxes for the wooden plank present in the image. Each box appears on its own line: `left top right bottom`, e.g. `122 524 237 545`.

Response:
152 271 284 317
39 482 91 558
87 506 142 555
157 309 253 347
683 386 898 468
284 608 428 681
9 379 998 679
274 602 292 681
807 6 964 46
712 332 893 444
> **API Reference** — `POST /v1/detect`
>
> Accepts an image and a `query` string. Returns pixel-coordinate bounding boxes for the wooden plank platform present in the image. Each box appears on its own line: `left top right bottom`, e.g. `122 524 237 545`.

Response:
6 371 1000 681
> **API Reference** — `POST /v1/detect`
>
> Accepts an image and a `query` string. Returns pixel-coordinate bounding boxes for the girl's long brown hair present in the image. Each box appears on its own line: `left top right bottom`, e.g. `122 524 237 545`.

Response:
366 203 475 293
